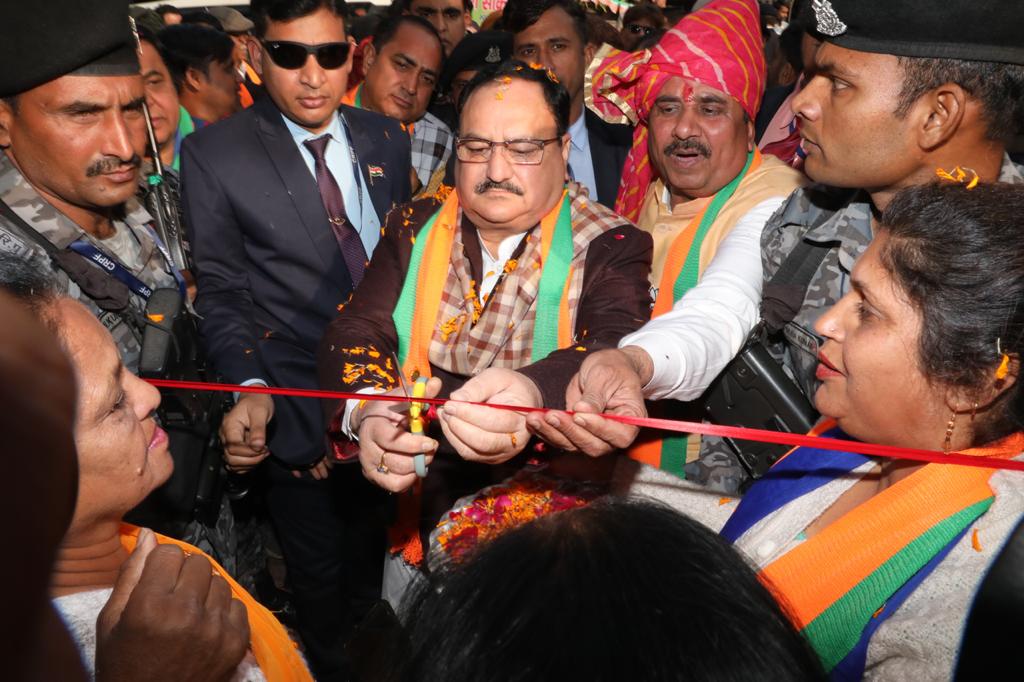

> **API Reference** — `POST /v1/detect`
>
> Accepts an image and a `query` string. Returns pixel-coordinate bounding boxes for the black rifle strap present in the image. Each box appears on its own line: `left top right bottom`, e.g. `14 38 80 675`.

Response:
759 236 833 334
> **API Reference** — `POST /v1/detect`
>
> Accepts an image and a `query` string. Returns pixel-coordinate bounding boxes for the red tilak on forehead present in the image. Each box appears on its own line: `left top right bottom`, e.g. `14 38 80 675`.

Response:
682 81 695 103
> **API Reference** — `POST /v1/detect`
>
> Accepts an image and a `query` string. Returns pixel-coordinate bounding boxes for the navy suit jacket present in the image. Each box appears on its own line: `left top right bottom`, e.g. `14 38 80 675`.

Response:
182 97 411 465
586 108 633 209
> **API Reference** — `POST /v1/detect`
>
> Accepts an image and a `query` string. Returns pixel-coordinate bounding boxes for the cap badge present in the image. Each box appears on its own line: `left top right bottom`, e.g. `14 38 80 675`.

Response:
485 46 502 63
812 0 848 37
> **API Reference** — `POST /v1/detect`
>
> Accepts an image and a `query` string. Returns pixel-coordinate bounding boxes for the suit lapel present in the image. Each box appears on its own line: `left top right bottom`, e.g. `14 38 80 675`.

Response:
342 106 397 221
253 99 351 291
585 109 614 206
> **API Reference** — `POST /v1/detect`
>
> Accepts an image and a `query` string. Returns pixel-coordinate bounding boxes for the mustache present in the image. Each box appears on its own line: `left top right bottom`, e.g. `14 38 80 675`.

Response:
664 138 711 158
85 155 142 177
474 180 524 196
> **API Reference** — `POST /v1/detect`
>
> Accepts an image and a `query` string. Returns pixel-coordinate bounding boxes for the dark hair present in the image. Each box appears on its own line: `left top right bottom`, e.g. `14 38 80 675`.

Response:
459 59 571 136
502 0 588 45
634 28 667 51
155 4 181 17
371 14 443 55
879 182 1024 442
250 0 348 39
664 6 690 26
622 2 666 29
135 24 164 54
0 252 61 341
585 13 622 50
157 24 235 91
896 58 1024 142
396 0 474 15
180 10 225 31
383 498 824 682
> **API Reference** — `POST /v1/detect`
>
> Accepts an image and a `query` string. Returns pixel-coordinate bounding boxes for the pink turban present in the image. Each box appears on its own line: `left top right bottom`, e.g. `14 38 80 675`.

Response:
585 0 766 221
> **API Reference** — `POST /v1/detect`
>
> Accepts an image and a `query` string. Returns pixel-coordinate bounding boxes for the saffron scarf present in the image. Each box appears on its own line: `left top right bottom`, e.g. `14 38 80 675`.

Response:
626 149 760 475
720 430 1024 677
388 189 575 566
119 524 312 682
392 188 574 383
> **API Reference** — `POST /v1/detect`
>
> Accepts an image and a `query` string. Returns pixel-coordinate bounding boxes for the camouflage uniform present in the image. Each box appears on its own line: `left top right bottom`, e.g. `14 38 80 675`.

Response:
0 152 260 584
0 152 178 372
681 156 1024 494
761 156 1024 398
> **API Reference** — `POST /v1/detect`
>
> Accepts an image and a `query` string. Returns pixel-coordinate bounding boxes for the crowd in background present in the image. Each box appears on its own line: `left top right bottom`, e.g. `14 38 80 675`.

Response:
2 0 1023 680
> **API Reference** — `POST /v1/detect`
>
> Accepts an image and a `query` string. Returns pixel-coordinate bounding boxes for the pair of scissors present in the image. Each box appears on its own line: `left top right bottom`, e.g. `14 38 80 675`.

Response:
392 354 430 478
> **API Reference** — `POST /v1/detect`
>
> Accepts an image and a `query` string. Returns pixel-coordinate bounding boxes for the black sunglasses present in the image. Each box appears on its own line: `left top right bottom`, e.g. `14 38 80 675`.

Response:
261 40 351 70
626 23 656 36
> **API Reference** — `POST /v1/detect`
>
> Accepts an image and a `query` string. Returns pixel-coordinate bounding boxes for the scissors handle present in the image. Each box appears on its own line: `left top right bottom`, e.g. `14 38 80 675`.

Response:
410 377 429 477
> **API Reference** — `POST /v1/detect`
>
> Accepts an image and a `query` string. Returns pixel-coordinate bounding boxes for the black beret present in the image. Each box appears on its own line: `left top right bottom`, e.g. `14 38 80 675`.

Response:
0 0 140 98
811 0 1024 65
440 31 515 93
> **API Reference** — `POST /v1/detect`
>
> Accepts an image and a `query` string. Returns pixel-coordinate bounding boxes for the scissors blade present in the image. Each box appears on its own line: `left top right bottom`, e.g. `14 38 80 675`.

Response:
388 352 413 414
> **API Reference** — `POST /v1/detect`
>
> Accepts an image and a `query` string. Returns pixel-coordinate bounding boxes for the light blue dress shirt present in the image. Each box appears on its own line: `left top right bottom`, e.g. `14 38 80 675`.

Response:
567 112 598 200
281 111 381 258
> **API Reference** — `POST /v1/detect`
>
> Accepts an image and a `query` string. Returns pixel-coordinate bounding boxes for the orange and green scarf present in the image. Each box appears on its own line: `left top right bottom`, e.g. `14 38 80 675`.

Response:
388 189 575 566
119 524 312 682
627 149 760 476
391 187 574 383
720 430 1024 677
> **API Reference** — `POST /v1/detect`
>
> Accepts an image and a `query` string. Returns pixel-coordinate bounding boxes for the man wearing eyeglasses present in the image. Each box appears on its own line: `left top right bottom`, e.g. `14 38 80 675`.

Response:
618 2 666 52
504 0 634 210
318 61 652 603
180 1 411 679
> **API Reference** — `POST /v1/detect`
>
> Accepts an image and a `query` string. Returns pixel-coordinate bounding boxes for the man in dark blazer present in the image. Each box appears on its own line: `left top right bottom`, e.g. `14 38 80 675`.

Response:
504 0 633 209
180 1 410 679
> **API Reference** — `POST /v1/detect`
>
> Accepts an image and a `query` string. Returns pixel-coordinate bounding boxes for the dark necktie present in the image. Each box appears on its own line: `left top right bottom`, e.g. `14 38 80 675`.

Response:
303 135 367 287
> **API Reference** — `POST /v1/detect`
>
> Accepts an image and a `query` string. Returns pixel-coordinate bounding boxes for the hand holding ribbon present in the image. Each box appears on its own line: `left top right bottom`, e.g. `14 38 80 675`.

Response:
353 378 441 493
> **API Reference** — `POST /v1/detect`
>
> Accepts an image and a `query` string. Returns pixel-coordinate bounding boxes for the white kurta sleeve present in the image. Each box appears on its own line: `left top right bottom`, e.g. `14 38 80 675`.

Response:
620 197 785 402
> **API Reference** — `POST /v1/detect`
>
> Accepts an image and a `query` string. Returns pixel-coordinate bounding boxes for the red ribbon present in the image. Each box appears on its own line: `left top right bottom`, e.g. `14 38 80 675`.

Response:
148 378 1024 472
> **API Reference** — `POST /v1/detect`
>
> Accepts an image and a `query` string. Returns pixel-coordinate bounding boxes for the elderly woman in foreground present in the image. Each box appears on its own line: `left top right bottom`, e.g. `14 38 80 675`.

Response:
611 182 1024 679
0 257 312 682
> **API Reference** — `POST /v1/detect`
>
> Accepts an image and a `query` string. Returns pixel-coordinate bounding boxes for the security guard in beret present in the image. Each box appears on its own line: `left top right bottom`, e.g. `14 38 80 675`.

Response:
681 0 1024 492
757 0 1024 396
436 30 514 186
663 0 1024 489
440 30 515 115
0 0 234 567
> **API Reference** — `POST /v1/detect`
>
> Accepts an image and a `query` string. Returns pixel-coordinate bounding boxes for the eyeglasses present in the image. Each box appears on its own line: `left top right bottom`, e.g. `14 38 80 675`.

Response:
261 40 351 70
455 136 562 165
626 23 656 36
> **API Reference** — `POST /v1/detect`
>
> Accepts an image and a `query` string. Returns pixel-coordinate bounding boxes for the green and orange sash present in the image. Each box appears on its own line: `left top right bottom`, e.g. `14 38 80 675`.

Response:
388 189 575 566
627 149 761 475
119 524 312 682
720 430 1024 677
391 188 575 383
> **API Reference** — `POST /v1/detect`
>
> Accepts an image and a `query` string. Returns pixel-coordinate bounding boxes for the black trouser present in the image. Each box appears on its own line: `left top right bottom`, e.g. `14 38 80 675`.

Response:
265 458 391 682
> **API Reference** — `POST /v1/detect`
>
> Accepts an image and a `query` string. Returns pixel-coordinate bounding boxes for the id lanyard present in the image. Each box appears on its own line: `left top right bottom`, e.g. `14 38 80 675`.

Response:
337 114 381 243
68 226 187 301
68 239 156 299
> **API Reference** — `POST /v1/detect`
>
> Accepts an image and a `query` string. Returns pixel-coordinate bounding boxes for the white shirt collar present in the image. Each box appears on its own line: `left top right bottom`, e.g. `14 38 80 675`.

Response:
281 110 345 145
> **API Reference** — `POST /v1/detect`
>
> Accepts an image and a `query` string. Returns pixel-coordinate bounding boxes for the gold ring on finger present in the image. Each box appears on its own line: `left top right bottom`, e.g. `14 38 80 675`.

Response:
376 452 389 474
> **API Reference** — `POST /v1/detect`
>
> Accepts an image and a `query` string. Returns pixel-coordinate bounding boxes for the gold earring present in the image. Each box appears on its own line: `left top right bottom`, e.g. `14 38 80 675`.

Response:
971 401 978 422
943 412 957 454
